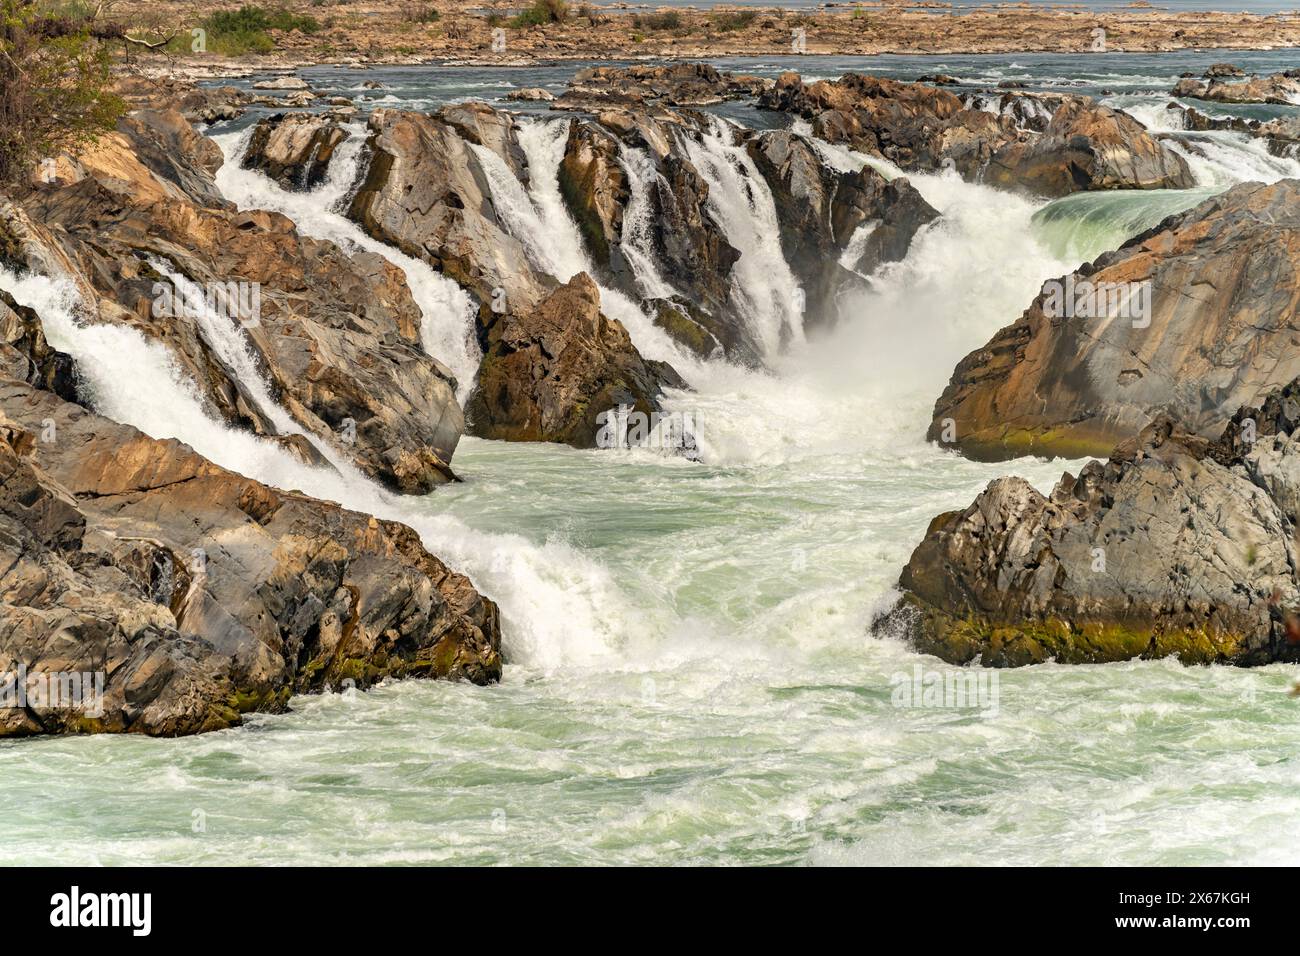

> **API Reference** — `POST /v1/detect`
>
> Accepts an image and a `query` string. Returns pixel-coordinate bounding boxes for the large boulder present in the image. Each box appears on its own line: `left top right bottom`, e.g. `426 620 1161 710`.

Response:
11 109 463 494
984 99 1194 197
557 118 630 275
879 398 1300 669
242 112 349 191
348 108 549 314
0 379 501 738
927 179 1300 462
466 273 681 447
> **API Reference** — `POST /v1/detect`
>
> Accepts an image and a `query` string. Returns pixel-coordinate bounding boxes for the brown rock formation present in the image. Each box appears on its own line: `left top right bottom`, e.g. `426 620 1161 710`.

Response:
0 379 501 738
927 179 1300 462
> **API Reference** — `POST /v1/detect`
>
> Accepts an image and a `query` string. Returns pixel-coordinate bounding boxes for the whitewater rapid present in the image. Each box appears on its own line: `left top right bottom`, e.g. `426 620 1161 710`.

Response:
3 64 1299 865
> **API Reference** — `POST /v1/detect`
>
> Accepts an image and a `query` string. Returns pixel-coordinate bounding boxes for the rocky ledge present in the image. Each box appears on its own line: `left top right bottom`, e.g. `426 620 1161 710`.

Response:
1172 69 1300 106
759 72 1193 197
5 107 462 494
879 380 1300 668
0 369 501 737
927 179 1300 462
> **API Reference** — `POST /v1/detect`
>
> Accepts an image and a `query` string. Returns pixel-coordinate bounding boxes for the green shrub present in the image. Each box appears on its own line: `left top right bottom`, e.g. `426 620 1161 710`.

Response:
711 10 756 31
510 0 567 28
0 0 125 185
199 5 320 55
401 2 439 23
641 11 681 30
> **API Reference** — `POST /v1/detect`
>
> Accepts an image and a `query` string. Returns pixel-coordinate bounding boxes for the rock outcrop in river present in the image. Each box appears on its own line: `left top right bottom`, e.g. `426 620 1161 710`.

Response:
243 112 348 191
467 273 682 446
759 72 1192 196
0 375 501 738
927 179 1300 462
880 380 1300 668
348 107 550 314
983 99 1194 197
343 106 685 444
1172 70 1300 106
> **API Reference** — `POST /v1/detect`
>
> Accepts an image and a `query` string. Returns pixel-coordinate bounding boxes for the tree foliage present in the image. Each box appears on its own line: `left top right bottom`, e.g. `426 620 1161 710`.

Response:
0 0 126 184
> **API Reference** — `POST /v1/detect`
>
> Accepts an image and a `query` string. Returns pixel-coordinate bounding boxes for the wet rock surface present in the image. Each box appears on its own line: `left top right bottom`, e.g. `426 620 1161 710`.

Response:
6 108 463 494
243 112 349 191
927 179 1300 462
466 273 680 447
0 379 501 738
881 391 1300 668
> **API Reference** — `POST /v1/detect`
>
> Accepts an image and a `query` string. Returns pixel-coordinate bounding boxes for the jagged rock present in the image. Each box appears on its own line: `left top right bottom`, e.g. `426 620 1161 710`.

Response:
466 273 681 447
744 129 938 323
0 291 76 401
11 109 464 494
557 62 772 111
762 73 1193 197
880 396 1300 668
927 179 1300 462
242 112 348 191
436 101 529 182
561 106 755 361
119 109 228 206
984 99 1194 197
1166 102 1257 135
758 72 1024 179
965 90 1068 133
507 87 555 102
1204 62 1245 78
113 77 250 125
348 108 549 313
558 119 630 274
1171 71 1300 105
1259 117 1300 160
0 379 501 738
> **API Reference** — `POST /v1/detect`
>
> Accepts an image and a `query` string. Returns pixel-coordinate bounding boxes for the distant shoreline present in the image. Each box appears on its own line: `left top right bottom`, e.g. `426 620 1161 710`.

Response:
114 2 1300 75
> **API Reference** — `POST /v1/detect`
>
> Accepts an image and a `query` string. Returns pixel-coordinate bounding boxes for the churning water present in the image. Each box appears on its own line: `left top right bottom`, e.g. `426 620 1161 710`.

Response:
2 54 1299 865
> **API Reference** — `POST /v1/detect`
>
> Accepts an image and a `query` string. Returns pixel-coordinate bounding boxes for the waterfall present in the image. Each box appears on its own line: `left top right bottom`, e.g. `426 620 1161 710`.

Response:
839 222 879 273
617 145 682 301
0 264 351 497
212 126 482 404
147 260 311 442
0 192 658 675
677 116 806 358
472 117 697 373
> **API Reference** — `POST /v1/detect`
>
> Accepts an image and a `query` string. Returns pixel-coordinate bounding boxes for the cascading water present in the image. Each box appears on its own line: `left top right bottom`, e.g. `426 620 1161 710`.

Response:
678 117 807 358
1032 97 1300 262
212 126 482 402
617 145 683 302
5 54 1300 867
472 118 700 375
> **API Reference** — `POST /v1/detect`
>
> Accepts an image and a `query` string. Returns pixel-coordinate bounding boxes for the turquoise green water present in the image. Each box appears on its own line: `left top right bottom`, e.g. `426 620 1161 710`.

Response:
5 436 1299 866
